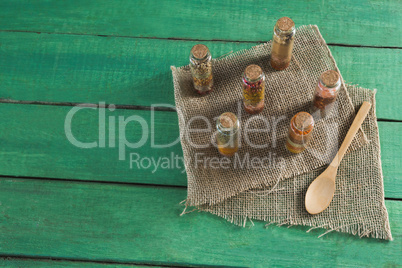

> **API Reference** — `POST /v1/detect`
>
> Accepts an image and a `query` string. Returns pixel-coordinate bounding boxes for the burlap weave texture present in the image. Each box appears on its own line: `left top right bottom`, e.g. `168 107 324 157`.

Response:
202 85 392 240
171 25 367 207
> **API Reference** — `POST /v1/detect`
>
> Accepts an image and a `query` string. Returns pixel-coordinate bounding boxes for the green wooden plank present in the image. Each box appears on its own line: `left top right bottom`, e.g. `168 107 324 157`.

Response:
0 178 400 267
0 103 400 198
0 0 401 47
0 32 400 120
379 122 402 199
0 32 251 111
0 103 185 186
0 258 154 267
330 47 402 121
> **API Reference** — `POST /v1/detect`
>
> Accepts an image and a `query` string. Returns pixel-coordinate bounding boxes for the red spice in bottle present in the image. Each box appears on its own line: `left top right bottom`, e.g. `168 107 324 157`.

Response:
242 64 265 114
313 70 341 110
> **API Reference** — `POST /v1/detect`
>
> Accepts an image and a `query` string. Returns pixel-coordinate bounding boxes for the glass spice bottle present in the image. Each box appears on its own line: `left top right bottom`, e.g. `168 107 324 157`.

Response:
286 112 314 154
216 112 240 157
189 44 213 94
270 17 296 71
313 70 341 112
242 64 265 114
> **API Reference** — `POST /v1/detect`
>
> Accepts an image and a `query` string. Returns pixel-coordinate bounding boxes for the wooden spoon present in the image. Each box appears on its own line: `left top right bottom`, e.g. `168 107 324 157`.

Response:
305 101 372 214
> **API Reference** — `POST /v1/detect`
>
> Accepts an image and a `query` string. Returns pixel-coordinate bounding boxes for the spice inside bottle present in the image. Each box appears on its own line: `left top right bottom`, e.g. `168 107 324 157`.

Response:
242 64 265 114
313 70 341 112
216 112 240 156
286 112 314 154
270 17 295 71
189 44 213 94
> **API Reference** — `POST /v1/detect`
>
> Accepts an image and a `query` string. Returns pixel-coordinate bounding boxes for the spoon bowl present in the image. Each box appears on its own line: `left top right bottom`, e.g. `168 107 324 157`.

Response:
305 167 336 214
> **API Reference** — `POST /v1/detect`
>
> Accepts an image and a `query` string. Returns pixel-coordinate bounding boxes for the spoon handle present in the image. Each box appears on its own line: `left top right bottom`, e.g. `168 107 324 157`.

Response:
329 101 372 168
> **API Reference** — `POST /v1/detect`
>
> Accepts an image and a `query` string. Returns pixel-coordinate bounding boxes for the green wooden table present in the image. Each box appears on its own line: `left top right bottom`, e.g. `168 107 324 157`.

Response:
0 1 401 267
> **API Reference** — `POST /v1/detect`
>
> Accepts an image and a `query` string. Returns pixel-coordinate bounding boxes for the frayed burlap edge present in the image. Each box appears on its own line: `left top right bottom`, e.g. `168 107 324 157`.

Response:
180 85 392 240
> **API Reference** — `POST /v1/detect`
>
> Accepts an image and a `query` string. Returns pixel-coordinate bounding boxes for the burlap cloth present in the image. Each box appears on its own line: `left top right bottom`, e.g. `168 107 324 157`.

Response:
171 25 392 239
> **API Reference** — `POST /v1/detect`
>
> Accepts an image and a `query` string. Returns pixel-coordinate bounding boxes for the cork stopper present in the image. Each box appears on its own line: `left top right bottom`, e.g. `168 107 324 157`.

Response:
276 17 295 31
293 112 314 132
245 64 263 81
219 112 238 129
320 70 340 87
191 44 209 59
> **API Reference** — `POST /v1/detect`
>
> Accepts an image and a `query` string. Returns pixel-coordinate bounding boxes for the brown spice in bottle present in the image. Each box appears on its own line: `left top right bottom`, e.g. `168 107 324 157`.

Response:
271 17 295 71
286 112 314 153
190 44 213 94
